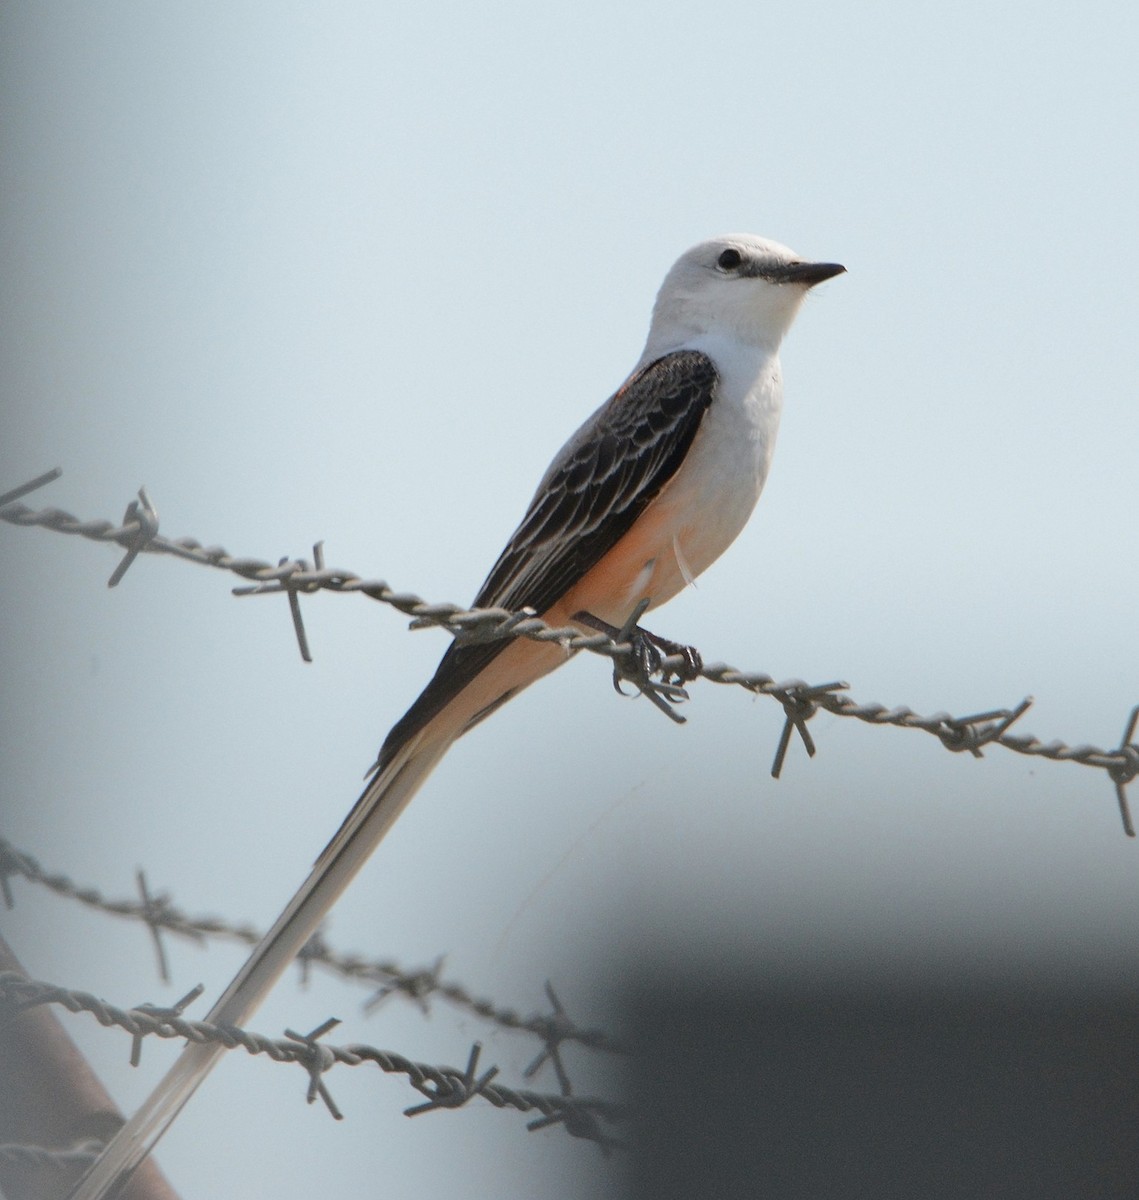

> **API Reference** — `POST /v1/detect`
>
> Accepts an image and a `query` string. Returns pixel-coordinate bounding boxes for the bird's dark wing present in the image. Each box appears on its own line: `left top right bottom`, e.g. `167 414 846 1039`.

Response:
376 349 718 769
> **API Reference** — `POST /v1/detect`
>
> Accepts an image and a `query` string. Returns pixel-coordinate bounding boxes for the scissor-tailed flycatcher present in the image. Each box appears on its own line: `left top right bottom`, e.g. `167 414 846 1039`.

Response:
72 234 843 1198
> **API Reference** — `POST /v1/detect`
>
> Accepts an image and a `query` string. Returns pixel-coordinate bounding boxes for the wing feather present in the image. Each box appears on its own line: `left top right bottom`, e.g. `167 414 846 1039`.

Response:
376 349 717 768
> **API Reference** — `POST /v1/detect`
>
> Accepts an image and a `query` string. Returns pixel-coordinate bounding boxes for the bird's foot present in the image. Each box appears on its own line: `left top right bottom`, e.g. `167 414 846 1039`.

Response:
639 630 704 687
574 604 702 724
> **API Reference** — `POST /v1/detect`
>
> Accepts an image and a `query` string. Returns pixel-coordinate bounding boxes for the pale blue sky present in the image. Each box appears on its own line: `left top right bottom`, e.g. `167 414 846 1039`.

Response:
3 3 1139 1197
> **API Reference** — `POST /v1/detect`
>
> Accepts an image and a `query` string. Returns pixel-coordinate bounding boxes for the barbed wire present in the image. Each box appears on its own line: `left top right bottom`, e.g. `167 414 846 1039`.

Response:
0 971 623 1149
0 837 624 1061
3 468 1137 834
0 1138 103 1171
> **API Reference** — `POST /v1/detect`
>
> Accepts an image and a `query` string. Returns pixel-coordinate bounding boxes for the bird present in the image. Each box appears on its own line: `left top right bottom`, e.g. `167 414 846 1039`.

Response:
70 233 843 1198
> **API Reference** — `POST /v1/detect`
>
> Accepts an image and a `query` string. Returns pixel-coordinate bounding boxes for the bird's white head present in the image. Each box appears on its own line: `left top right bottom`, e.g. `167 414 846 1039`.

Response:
642 234 845 360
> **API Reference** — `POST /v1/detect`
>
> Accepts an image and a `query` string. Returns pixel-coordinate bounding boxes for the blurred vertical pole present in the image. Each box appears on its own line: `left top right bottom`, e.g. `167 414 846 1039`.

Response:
0 936 179 1200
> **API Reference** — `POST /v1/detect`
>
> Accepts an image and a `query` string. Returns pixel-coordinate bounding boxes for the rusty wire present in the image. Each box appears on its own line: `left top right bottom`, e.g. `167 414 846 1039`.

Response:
3 469 1137 833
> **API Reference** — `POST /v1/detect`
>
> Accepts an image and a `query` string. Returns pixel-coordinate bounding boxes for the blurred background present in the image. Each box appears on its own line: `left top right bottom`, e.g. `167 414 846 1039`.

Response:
2 3 1138 1196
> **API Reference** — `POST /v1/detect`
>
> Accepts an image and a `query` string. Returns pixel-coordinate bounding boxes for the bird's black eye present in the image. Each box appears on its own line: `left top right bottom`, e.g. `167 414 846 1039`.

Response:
717 248 742 271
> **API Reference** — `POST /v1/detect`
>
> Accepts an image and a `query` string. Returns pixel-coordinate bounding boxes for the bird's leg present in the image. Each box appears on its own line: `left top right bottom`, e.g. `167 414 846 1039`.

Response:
574 603 703 724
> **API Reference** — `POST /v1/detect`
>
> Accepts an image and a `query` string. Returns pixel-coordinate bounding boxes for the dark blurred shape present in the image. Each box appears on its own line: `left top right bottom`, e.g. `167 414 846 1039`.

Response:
625 964 1139 1199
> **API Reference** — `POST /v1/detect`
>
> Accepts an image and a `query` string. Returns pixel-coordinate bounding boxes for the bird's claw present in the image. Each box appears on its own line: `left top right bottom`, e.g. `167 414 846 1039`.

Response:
641 631 703 687
575 609 701 724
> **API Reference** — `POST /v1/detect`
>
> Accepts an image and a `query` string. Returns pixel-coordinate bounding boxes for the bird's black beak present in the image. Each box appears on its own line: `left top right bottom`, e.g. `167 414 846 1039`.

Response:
764 261 846 286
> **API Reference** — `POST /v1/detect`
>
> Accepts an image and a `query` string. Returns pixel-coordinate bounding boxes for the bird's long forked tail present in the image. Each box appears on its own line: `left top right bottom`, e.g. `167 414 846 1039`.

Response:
68 734 453 1200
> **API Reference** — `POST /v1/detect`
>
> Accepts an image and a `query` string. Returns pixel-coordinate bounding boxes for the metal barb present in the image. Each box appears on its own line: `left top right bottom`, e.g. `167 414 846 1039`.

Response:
296 927 331 988
279 557 314 663
135 870 171 984
445 606 540 646
1114 781 1135 840
770 689 821 779
404 1042 499 1117
129 984 205 1067
987 696 1035 742
364 955 444 1015
284 1019 344 1119
526 1105 619 1153
0 467 62 509
231 554 316 662
634 682 690 725
107 487 159 587
937 698 1034 759
615 598 651 646
231 549 324 661
523 982 575 1095
1109 705 1139 838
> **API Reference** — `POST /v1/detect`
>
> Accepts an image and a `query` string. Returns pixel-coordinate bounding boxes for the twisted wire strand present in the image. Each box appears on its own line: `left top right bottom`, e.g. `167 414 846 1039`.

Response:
3 478 1136 813
0 971 623 1145
0 1139 103 1170
0 838 623 1056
